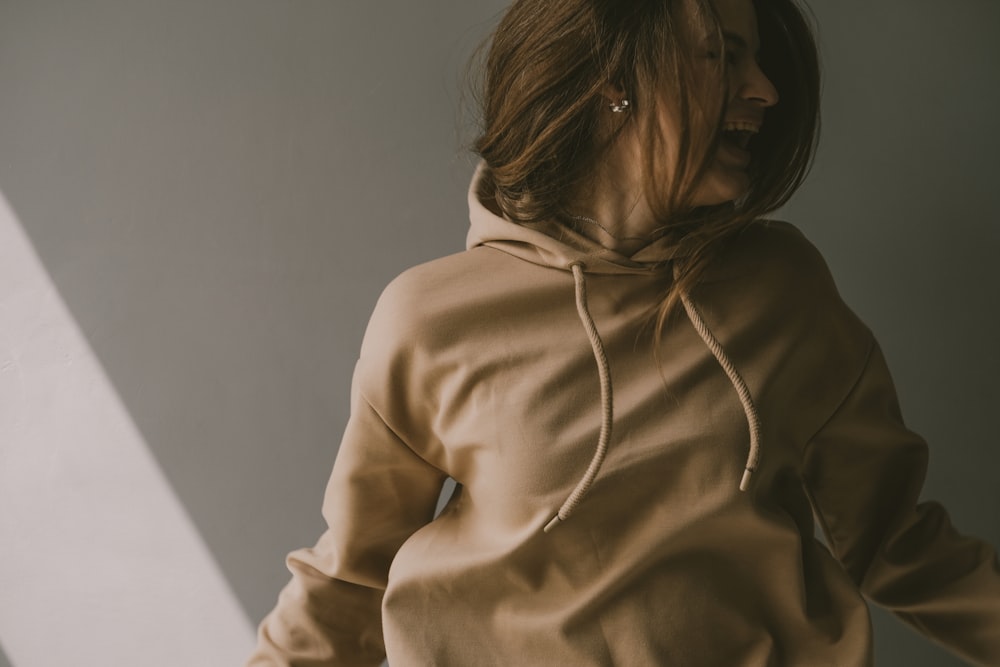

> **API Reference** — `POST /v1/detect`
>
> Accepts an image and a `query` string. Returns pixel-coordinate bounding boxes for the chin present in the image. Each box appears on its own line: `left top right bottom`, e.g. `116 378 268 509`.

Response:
692 177 750 208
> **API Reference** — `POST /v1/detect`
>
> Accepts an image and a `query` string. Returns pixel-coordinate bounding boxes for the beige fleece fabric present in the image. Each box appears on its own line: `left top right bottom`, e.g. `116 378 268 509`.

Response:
247 164 1000 666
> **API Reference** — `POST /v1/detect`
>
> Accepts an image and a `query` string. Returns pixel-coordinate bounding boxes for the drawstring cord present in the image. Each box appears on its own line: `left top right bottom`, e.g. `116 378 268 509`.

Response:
543 262 763 534
678 291 761 492
544 263 614 533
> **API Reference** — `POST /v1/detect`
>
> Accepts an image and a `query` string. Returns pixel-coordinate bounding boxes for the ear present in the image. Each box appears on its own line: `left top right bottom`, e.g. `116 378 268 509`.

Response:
600 82 627 105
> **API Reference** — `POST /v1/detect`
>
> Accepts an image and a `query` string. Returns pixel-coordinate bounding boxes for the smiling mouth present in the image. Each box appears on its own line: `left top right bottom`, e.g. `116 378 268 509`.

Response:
722 121 760 151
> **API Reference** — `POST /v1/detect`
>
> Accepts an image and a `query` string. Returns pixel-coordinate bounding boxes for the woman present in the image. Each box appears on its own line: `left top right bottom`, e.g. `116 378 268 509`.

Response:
248 0 1000 664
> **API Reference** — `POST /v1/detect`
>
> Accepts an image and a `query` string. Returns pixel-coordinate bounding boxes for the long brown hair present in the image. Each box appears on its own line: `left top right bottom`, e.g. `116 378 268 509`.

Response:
470 0 822 337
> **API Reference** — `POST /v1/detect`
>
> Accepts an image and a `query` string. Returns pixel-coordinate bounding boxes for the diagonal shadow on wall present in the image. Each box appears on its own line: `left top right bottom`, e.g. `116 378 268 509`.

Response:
0 190 256 665
0 0 503 629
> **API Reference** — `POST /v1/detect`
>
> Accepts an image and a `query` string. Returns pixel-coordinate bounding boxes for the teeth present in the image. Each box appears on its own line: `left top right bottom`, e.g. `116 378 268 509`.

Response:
721 121 759 133
720 122 759 151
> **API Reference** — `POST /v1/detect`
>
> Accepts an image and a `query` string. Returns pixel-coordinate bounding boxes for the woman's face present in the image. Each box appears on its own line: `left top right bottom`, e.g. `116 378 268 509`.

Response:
680 0 780 207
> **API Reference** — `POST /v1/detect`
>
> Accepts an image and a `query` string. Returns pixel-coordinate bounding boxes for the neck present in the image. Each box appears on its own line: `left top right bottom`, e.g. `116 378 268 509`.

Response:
565 134 660 256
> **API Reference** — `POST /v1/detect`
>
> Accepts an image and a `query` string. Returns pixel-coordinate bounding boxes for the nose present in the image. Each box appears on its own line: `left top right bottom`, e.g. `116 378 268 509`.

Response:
734 63 779 108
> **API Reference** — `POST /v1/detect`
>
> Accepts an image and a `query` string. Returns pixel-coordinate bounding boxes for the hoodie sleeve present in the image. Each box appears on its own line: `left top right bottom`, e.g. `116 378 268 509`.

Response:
802 336 1000 666
246 295 448 667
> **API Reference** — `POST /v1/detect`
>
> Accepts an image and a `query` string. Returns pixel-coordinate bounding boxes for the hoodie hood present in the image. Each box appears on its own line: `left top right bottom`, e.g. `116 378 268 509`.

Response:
466 161 683 274
464 160 761 533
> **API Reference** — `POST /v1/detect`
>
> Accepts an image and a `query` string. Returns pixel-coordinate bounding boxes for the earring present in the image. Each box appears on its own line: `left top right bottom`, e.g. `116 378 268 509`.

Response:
609 99 630 113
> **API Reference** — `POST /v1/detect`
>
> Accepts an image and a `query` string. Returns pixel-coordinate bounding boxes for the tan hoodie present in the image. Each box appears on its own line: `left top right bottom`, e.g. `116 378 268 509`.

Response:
248 163 1000 666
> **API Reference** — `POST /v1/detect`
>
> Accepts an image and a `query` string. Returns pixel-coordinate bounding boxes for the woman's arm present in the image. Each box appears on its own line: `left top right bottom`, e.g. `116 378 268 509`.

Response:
247 369 447 666
802 337 1000 667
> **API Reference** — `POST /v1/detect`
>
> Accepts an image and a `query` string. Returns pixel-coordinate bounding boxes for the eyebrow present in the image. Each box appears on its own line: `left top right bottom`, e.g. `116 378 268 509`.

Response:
723 31 761 57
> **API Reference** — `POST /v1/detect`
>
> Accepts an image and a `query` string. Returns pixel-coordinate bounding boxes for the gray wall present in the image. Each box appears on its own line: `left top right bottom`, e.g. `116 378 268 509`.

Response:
0 1 996 665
